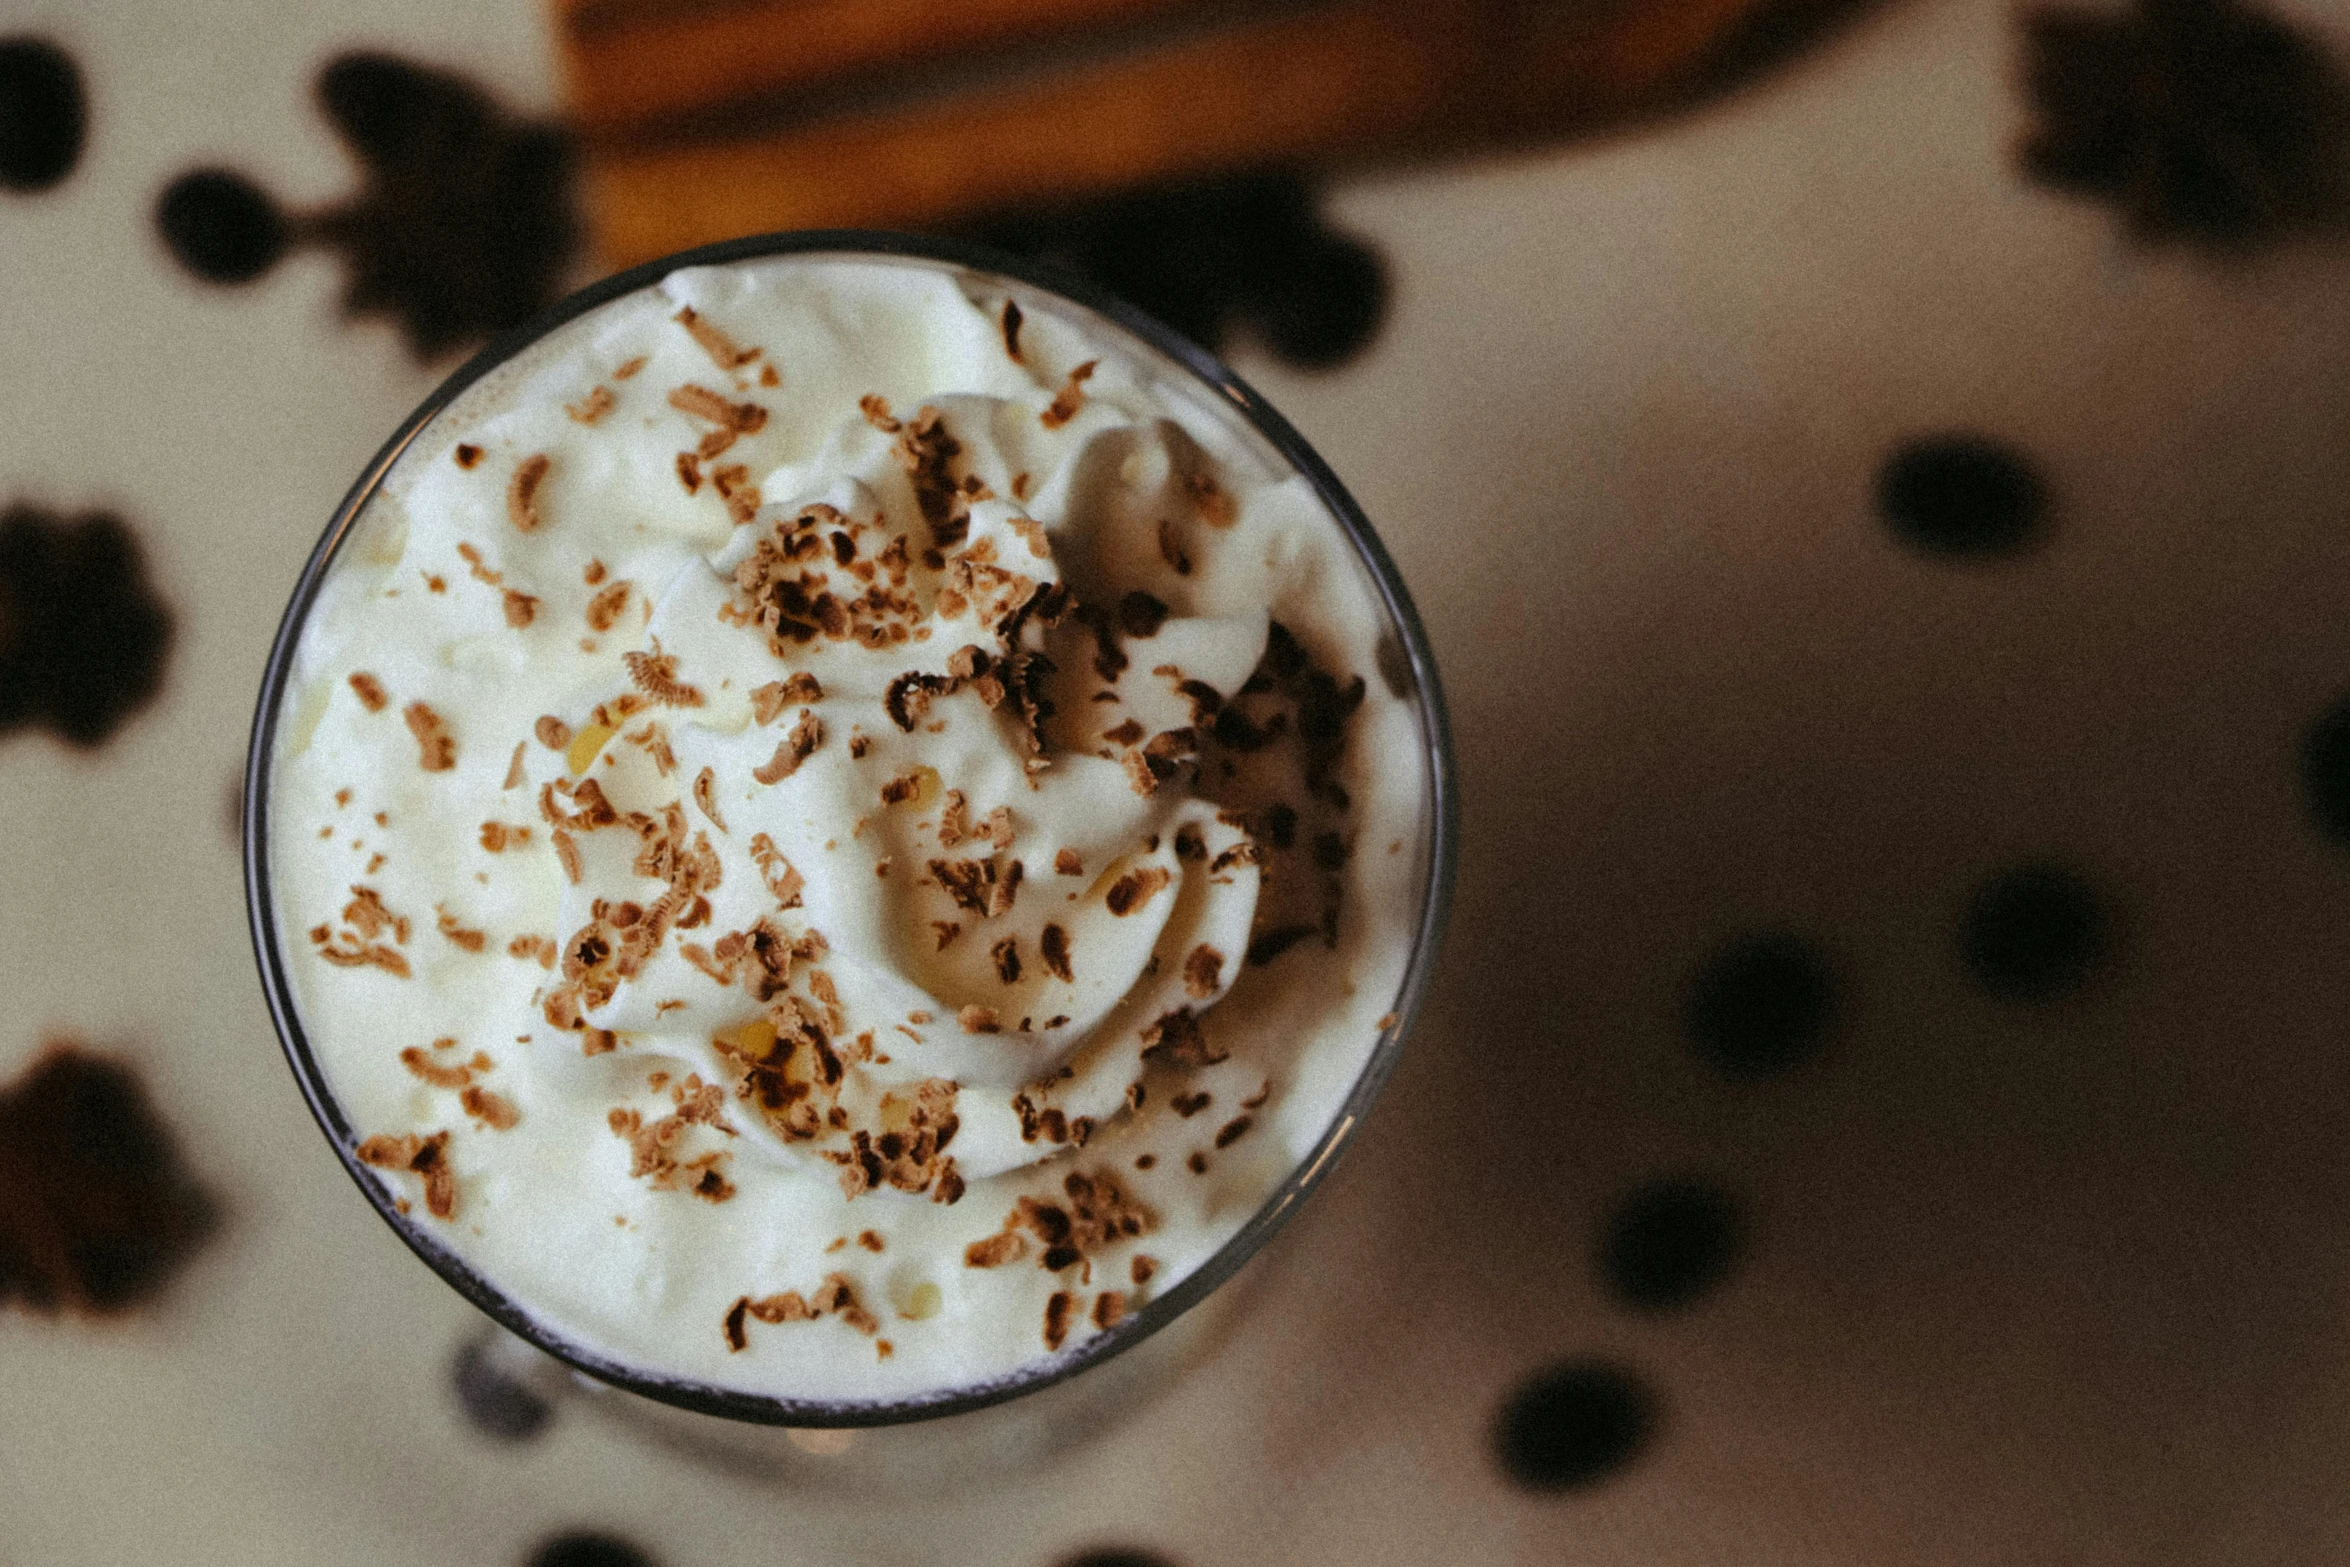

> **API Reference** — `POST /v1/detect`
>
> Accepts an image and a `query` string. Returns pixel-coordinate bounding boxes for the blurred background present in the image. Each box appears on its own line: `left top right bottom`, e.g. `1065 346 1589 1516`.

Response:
8 0 2350 1561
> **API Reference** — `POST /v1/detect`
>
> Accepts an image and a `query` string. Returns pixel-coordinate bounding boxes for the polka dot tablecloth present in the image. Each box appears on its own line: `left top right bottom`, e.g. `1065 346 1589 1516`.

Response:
9 0 2350 1562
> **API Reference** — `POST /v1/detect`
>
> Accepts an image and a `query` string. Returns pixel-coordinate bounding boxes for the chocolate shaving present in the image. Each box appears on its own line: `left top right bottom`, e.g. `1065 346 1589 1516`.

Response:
894 407 968 549
1043 1290 1076 1349
929 855 1021 918
584 580 631 633
1105 866 1171 915
348 671 389 712
667 383 767 435
724 1271 875 1351
1040 360 1097 430
991 936 1021 984
885 671 953 731
692 766 726 832
989 858 1024 917
965 1231 1025 1268
356 1129 454 1219
622 644 704 707
938 789 971 847
750 672 822 723
399 704 453 770
506 454 550 532
311 899 412 976
461 1085 518 1129
1210 839 1264 873
507 933 555 967
435 909 487 952
1125 727 1199 795
1000 298 1024 361
453 443 483 469
550 827 581 884
965 1170 1156 1316
1039 922 1073 982
622 719 676 776
751 709 823 783
1141 1006 1225 1070
400 1043 480 1089
711 463 761 524
565 385 615 424
607 1078 737 1202
1183 944 1224 999
674 305 758 369
748 833 804 906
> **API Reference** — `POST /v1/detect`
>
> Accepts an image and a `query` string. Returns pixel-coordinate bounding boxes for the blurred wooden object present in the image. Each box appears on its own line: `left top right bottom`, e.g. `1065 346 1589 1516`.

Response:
554 0 1811 267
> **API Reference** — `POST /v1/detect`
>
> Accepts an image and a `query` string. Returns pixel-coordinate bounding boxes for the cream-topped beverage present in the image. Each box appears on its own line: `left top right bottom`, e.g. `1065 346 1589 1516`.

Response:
260 248 1437 1410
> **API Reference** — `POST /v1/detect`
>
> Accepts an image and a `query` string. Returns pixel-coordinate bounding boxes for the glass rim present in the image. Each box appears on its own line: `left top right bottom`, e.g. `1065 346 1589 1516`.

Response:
242 227 1459 1428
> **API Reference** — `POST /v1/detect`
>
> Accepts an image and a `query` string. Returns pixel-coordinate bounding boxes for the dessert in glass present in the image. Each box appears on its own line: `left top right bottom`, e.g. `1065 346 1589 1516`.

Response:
245 233 1453 1457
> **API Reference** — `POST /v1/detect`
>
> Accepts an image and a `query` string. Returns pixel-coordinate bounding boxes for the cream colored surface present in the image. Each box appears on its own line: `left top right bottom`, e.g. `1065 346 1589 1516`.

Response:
8 0 2350 1561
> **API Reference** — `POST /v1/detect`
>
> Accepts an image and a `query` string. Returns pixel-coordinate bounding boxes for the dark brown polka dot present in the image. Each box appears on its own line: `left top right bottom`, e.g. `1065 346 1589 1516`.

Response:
451 1332 555 1442
1685 932 1834 1078
153 55 577 357
0 503 174 748
0 1039 218 1315
310 52 579 360
1876 435 2049 557
1960 862 2109 1003
525 1535 657 1567
2019 0 2345 245
0 36 85 193
1243 224 1385 371
157 168 290 284
964 170 1387 371
2301 693 2350 846
1493 1360 1657 1492
1600 1179 1742 1313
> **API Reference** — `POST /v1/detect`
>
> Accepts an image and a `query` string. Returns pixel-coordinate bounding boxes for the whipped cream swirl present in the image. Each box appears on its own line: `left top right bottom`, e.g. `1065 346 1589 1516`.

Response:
267 255 1430 1404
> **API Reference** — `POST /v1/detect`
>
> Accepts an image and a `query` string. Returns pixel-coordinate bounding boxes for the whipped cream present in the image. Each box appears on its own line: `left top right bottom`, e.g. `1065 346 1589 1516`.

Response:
266 253 1433 1406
